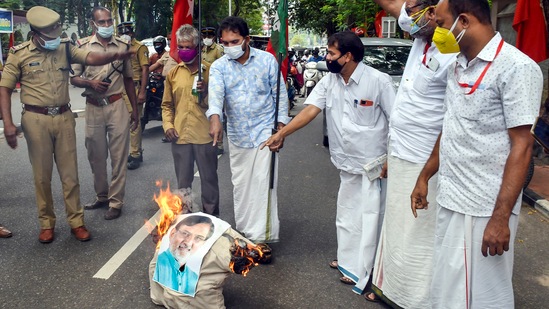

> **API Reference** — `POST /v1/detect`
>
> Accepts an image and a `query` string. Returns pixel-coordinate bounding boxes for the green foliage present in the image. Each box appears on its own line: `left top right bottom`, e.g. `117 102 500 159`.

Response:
0 0 22 10
290 0 379 36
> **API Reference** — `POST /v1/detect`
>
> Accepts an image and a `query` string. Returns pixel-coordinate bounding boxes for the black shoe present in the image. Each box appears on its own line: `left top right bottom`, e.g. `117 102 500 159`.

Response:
104 207 122 220
127 154 142 170
161 137 170 143
84 200 109 210
323 136 329 148
217 147 224 155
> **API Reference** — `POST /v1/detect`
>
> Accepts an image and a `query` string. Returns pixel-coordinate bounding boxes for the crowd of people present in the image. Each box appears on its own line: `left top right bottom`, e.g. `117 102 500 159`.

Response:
0 0 545 308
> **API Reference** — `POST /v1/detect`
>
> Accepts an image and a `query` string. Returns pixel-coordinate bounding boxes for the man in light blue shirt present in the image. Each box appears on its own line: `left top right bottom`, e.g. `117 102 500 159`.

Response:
206 16 290 243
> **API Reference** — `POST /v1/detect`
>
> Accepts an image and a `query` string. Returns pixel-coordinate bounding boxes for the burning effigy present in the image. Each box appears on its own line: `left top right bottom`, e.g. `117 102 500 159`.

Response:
148 183 271 308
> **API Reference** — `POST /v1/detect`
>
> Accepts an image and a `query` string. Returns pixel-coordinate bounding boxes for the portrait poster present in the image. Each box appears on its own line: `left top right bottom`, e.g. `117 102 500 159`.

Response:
153 212 230 296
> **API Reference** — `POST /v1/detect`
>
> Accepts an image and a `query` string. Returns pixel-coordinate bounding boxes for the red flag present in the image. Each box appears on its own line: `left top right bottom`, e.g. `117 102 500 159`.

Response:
513 0 548 62
266 0 289 80
375 10 387 38
169 0 194 63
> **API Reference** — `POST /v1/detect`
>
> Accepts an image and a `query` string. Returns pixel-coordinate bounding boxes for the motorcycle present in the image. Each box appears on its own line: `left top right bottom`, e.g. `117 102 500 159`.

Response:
303 62 322 97
141 72 165 131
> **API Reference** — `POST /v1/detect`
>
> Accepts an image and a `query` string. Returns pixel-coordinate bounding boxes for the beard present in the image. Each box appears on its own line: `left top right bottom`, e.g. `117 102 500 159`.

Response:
171 244 191 266
411 18 435 40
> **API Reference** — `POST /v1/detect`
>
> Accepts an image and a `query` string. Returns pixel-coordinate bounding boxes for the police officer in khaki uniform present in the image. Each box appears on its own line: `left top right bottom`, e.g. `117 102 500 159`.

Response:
201 27 225 154
201 27 223 65
117 21 149 170
0 6 133 242
70 6 139 220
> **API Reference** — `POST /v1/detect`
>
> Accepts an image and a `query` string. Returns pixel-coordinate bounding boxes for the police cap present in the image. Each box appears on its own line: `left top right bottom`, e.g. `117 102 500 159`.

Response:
201 27 216 35
117 21 134 34
27 6 62 38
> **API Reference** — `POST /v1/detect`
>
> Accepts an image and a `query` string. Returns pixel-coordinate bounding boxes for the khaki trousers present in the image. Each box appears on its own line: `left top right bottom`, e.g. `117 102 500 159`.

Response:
84 99 130 209
129 85 143 158
21 110 84 229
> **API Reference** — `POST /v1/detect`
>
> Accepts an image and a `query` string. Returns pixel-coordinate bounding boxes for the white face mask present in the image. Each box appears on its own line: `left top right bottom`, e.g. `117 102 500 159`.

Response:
120 34 131 43
223 40 246 60
94 23 114 39
398 3 413 33
203 38 214 46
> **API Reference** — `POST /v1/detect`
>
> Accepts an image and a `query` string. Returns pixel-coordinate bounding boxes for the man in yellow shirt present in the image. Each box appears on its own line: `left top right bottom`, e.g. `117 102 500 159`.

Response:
162 25 219 216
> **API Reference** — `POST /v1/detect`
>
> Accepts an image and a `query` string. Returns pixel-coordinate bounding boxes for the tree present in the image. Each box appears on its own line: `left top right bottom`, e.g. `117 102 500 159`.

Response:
0 0 22 10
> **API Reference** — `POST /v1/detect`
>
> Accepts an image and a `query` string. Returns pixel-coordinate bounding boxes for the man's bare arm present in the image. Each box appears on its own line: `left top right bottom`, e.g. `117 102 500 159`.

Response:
373 0 405 17
482 125 533 257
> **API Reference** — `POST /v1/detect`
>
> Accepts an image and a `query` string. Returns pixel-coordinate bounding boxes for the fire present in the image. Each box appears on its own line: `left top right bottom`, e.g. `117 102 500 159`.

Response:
153 181 184 248
229 239 268 277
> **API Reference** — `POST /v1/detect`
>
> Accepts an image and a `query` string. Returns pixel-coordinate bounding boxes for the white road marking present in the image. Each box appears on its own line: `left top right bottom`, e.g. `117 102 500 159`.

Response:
93 210 160 280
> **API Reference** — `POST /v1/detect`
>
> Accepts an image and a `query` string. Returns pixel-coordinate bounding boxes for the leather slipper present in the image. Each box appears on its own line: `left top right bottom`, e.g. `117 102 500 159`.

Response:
339 276 355 285
364 292 379 303
329 259 338 269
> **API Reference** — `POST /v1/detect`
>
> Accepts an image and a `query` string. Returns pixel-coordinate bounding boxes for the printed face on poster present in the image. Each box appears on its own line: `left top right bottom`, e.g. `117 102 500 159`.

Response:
153 213 230 296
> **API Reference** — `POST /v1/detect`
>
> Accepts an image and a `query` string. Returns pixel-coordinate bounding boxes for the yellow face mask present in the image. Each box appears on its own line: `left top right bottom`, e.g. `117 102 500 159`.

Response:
432 16 466 54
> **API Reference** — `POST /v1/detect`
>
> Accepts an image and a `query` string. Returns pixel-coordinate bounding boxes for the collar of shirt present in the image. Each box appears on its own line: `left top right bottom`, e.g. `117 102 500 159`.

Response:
456 32 502 69
90 34 121 47
28 39 39 52
336 61 366 86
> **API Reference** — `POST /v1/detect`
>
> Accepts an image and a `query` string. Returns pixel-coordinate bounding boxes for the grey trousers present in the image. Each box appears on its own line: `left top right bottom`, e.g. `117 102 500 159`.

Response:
171 143 219 216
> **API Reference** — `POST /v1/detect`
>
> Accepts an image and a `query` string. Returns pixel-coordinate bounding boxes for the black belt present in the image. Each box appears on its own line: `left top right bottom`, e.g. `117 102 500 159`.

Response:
24 103 70 116
86 94 123 107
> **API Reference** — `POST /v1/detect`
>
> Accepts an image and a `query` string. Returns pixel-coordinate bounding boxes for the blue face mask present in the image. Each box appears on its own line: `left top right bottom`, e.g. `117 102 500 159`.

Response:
39 36 61 50
94 23 114 38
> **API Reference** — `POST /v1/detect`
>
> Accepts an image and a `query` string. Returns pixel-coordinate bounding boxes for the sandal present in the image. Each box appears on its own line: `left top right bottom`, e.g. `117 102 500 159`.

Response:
339 276 355 285
329 259 338 269
364 292 379 303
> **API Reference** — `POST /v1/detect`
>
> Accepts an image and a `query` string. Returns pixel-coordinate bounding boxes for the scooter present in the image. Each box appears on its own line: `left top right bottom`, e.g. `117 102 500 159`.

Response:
141 72 164 131
303 62 322 97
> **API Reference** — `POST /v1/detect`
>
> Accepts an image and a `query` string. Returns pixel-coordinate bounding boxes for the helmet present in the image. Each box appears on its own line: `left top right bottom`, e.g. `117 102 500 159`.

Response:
312 48 319 56
304 49 310 55
153 36 167 53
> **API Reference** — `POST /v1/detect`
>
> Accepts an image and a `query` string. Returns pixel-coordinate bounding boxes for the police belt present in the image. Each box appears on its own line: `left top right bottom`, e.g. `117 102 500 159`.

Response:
24 103 71 116
86 94 123 107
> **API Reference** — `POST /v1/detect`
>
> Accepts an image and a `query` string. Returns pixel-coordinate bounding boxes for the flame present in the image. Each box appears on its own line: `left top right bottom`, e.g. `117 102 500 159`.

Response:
229 239 264 277
153 181 183 248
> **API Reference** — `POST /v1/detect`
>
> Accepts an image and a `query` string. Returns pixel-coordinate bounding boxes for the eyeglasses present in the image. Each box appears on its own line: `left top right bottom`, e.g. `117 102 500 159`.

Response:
405 2 424 15
175 228 207 243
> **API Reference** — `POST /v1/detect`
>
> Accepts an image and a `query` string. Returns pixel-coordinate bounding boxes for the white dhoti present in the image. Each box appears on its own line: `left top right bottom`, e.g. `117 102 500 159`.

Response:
228 142 279 243
373 155 438 308
336 170 386 294
431 206 518 309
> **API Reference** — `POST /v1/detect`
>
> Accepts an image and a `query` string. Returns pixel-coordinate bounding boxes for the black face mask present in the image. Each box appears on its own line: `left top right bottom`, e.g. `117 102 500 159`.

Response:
154 46 165 54
326 54 346 74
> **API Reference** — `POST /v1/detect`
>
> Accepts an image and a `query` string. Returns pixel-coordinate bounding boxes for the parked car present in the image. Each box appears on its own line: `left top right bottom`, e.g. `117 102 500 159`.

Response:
316 37 413 147
316 37 413 90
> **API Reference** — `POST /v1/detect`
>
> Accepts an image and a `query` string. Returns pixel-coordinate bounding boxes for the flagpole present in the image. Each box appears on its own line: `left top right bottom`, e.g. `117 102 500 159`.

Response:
269 0 287 189
197 0 203 104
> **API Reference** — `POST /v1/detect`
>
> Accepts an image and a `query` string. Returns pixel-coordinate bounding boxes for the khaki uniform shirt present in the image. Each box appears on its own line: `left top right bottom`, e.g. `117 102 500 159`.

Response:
162 61 212 144
202 43 223 64
157 52 179 77
0 39 90 106
71 35 132 98
149 228 252 309
130 38 149 81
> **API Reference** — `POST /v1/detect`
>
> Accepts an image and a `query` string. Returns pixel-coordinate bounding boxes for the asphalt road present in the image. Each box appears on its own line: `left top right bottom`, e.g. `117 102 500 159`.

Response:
0 88 548 308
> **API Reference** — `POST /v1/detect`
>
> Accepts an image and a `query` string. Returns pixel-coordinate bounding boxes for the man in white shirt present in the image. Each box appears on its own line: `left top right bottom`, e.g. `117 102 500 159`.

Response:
370 0 456 306
263 31 395 298
411 0 542 308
